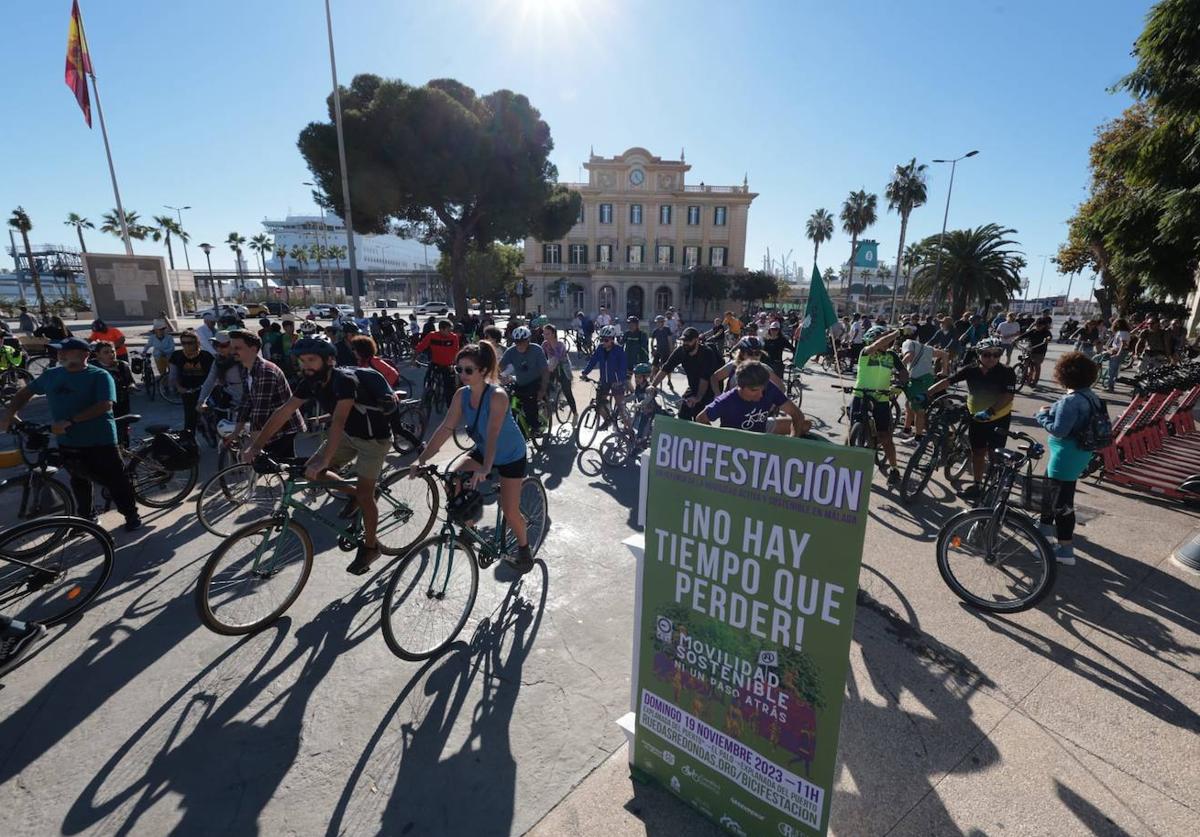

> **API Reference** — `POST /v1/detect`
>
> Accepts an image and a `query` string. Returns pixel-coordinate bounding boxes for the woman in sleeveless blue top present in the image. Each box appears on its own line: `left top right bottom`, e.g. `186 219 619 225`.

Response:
417 342 534 570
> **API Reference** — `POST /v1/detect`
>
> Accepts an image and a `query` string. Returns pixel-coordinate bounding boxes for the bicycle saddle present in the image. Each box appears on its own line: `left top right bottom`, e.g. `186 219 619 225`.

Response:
115 414 141 428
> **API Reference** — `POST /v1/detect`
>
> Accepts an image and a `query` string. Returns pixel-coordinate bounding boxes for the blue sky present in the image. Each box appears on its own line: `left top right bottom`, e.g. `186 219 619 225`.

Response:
2 0 1153 298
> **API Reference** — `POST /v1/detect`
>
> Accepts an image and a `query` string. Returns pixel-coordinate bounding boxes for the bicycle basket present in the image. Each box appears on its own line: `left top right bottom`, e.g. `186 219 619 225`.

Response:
1019 472 1051 513
447 489 484 524
150 432 199 470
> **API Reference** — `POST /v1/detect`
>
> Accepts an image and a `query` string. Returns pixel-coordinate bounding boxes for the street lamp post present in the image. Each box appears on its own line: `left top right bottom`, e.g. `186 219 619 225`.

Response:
164 204 192 270
1035 254 1051 302
323 0 361 314
199 242 216 303
930 150 979 311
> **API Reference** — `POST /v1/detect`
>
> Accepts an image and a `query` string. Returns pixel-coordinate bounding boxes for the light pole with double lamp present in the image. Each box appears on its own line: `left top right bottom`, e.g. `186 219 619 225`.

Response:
199 242 216 303
930 150 979 307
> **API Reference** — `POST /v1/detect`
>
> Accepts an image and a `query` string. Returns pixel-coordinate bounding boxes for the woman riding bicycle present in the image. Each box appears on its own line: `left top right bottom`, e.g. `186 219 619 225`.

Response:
542 324 578 418
416 341 535 574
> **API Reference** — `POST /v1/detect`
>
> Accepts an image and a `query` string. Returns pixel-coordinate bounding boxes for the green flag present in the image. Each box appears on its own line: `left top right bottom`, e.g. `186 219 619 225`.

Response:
792 263 838 368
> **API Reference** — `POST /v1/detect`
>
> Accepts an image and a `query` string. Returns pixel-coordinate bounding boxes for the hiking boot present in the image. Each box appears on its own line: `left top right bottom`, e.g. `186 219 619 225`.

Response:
887 467 901 488
347 542 381 576
0 618 46 676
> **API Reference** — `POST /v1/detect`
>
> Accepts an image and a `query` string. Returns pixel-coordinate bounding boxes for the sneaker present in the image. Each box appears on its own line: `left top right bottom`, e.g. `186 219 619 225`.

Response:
506 544 535 574
1055 544 1077 566
0 618 46 676
1038 522 1056 540
123 515 143 532
896 426 913 438
901 435 923 447
337 497 359 520
346 542 381 576
887 467 901 487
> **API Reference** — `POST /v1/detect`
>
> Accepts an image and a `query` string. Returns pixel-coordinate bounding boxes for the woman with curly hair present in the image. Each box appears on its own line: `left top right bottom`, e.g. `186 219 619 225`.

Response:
1034 351 1104 566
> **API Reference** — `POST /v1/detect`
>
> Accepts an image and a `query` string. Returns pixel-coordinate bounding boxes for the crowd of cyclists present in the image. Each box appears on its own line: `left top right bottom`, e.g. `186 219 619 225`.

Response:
0 296 1194 671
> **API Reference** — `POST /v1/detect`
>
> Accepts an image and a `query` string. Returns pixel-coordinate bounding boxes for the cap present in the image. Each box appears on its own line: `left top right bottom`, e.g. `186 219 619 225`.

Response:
51 337 91 352
152 318 168 330
627 315 639 322
213 331 232 344
681 327 700 340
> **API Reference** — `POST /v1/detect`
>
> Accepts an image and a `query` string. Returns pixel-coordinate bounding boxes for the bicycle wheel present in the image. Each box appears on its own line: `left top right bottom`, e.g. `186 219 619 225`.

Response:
518 476 549 557
574 405 602 450
0 516 114 626
195 464 285 538
529 401 553 452
899 434 942 504
195 517 314 635
143 371 157 401
128 448 198 508
553 387 574 424
848 421 870 449
453 426 474 451
0 476 76 533
1013 362 1029 394
0 368 34 406
942 424 973 487
600 432 634 467
197 413 219 449
160 382 182 405
391 406 427 456
936 508 1056 613
24 356 52 378
381 532 479 661
375 467 441 556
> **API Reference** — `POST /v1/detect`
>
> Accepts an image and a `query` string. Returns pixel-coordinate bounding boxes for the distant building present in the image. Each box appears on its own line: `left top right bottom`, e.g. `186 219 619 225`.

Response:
520 147 757 318
263 213 432 279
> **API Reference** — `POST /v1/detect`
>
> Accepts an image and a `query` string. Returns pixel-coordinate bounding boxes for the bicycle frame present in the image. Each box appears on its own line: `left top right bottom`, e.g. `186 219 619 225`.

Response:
424 486 514 597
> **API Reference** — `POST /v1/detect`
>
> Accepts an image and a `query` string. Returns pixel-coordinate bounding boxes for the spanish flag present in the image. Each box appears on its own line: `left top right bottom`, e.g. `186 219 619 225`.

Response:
65 0 92 127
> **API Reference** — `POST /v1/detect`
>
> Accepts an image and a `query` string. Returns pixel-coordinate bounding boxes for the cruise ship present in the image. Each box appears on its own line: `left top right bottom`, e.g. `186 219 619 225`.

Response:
264 213 433 276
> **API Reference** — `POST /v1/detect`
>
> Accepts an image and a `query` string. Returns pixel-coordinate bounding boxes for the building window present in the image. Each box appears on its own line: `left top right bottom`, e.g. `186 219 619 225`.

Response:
542 244 561 264
627 244 644 264
709 246 726 267
683 246 700 268
714 206 727 226
599 203 613 224
596 244 612 264
599 285 616 310
655 286 673 312
687 206 701 225
659 205 672 225
569 244 587 265
656 245 673 265
630 204 643 225
576 203 584 224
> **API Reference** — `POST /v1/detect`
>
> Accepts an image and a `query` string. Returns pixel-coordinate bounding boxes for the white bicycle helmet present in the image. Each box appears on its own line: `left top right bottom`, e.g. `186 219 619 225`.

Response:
974 337 1004 351
599 325 620 338
511 326 532 341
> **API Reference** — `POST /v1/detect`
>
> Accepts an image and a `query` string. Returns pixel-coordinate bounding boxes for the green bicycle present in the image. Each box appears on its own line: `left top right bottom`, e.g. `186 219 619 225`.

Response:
195 456 440 635
380 466 548 660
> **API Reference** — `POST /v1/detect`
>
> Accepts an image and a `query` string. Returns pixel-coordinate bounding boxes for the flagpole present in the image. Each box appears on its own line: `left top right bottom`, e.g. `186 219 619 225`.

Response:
76 6 133 257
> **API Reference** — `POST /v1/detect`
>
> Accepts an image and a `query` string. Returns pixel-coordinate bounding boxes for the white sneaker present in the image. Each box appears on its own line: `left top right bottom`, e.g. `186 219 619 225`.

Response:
1055 546 1076 566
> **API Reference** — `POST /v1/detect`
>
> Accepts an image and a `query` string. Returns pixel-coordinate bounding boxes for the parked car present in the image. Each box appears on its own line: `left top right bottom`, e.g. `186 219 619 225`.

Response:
308 303 339 319
245 301 292 317
375 298 400 308
195 304 248 320
335 304 355 318
414 301 450 315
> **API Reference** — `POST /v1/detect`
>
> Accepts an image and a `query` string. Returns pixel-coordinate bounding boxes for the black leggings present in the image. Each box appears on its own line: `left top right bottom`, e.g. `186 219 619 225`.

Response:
1040 478 1076 541
181 390 200 437
60 444 138 518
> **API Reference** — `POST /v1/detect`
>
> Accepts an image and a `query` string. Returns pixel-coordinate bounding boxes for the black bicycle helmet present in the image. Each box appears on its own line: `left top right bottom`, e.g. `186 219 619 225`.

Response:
291 337 337 358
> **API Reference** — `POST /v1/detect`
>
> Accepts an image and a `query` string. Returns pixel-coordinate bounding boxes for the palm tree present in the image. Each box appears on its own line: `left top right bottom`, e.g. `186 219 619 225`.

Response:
805 208 834 267
64 212 94 253
309 243 327 300
289 245 308 301
249 233 273 282
885 158 928 315
910 225 1024 314
8 207 48 316
840 190 877 293
901 241 925 307
226 232 247 295
151 215 189 270
100 209 151 245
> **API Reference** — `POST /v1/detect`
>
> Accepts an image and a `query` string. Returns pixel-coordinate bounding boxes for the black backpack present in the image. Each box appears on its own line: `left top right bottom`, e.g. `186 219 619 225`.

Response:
1072 391 1114 451
345 367 398 437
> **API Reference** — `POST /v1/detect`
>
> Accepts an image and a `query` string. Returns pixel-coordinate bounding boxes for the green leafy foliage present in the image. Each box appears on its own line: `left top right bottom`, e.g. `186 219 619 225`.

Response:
910 224 1024 314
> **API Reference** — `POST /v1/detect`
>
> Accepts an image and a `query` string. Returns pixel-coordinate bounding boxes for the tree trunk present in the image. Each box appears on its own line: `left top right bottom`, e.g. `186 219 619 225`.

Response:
76 226 88 254
449 231 471 321
812 240 820 267
20 230 48 318
890 212 909 316
846 235 858 293
165 234 176 270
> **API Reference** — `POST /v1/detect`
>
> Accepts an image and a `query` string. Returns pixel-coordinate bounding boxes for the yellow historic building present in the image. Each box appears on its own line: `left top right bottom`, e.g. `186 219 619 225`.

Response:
521 147 757 318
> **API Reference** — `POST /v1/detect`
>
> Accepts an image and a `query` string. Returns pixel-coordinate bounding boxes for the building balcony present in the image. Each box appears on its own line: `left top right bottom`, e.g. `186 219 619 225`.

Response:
527 263 732 275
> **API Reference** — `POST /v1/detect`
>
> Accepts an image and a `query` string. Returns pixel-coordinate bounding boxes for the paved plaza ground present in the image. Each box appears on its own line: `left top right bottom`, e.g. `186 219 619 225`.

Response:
1 322 1197 836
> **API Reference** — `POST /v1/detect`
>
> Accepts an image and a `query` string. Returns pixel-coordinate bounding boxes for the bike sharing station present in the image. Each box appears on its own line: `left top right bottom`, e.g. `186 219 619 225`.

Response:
620 418 874 836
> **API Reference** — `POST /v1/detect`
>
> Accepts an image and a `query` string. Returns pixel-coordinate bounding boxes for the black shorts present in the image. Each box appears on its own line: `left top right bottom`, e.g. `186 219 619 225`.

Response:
850 396 893 435
468 450 527 479
968 416 1011 452
652 350 671 366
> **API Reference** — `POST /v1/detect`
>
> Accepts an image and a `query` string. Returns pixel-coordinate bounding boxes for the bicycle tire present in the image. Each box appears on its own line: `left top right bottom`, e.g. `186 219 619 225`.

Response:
574 405 602 450
195 464 285 538
195 517 315 635
143 371 157 401
380 532 479 661
936 508 1056 613
899 434 942 504
942 424 973 487
24 356 52 378
453 426 474 451
0 368 34 408
848 421 870 449
197 415 218 449
160 383 182 405
518 476 549 558
375 467 441 556
128 448 198 508
0 516 114 626
0 476 76 535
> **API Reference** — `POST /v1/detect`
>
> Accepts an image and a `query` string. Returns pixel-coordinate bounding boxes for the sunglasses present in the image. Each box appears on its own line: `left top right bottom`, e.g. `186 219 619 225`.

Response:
980 351 1001 358
602 337 615 342
454 365 478 375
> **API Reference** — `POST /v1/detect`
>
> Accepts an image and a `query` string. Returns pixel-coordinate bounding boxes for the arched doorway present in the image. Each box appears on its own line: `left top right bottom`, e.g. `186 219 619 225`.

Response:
598 284 616 312
626 285 645 319
654 285 673 314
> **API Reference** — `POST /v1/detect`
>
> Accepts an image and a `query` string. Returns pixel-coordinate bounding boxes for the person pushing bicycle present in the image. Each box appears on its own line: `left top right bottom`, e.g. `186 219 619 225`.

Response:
851 326 909 487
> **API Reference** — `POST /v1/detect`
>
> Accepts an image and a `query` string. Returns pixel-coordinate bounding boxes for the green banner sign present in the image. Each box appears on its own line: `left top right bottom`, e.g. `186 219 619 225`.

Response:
634 418 874 836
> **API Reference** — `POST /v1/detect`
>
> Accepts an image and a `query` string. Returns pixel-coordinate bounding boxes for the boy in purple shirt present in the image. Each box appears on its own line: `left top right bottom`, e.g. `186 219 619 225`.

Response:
698 361 811 436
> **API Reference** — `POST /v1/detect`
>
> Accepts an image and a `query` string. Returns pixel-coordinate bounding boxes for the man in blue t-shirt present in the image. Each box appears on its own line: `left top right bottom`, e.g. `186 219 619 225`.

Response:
698 361 811 436
0 337 141 530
